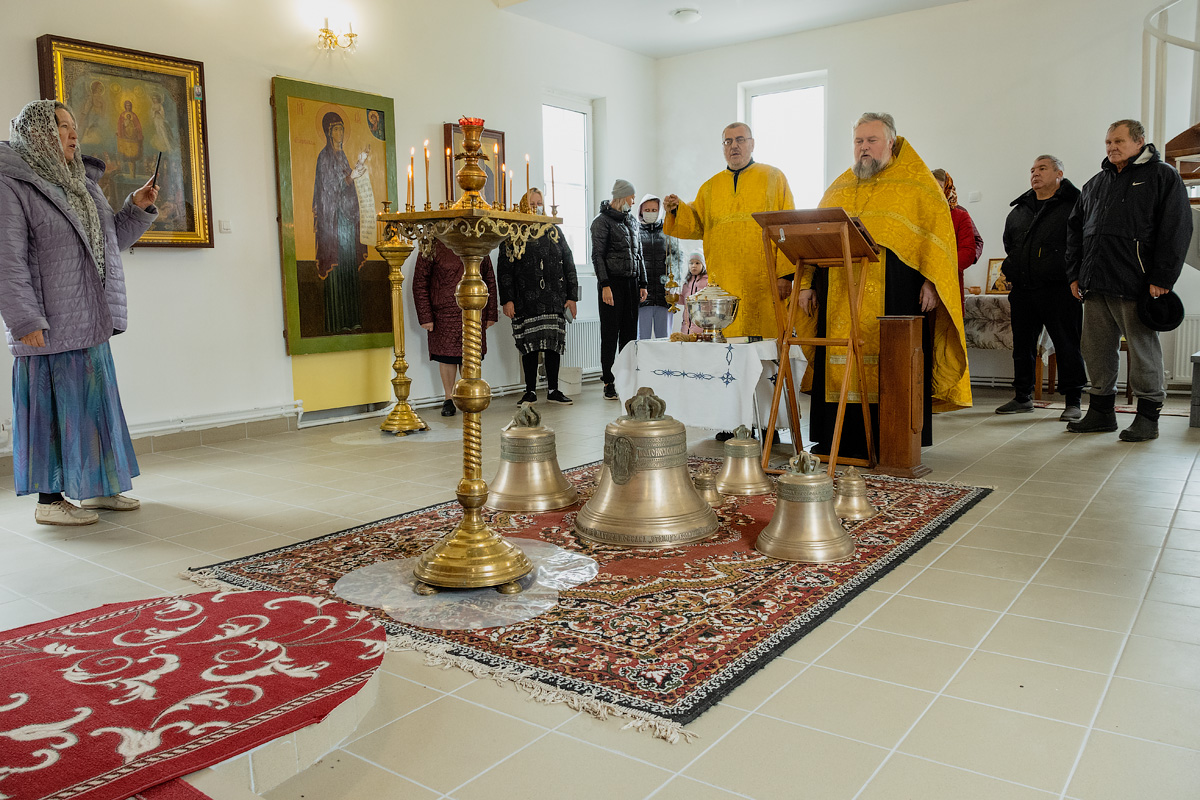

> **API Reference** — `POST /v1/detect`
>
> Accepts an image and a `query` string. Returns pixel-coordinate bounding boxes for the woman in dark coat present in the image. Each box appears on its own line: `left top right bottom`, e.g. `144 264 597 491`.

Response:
412 238 498 416
498 189 579 404
0 100 157 526
313 111 366 334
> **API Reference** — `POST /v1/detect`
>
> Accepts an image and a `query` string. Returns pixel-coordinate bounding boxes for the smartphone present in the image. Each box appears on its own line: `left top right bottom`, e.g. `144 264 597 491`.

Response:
151 152 162 188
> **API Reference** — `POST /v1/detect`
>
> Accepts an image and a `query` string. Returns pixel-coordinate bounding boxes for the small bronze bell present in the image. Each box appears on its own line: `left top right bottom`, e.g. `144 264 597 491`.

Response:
834 466 879 521
693 466 725 508
756 453 856 563
486 405 578 512
715 425 774 496
576 388 718 548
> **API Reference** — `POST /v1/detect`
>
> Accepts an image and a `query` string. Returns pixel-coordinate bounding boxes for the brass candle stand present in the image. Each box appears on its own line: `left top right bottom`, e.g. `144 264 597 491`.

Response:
379 118 560 595
375 202 428 436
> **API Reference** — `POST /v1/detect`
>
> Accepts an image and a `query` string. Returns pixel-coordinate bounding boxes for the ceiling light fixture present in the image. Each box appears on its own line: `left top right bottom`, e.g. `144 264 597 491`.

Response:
670 8 702 24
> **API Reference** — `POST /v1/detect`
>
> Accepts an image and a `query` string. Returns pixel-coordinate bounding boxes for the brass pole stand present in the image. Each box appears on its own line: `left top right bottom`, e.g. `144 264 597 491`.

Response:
379 118 560 595
375 207 427 436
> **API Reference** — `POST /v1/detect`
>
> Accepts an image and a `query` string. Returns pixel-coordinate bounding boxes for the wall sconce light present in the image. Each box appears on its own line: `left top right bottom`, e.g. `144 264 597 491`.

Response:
318 17 357 51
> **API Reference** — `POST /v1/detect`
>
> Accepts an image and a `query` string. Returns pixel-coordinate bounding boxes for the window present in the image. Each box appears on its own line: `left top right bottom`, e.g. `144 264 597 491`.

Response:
741 73 826 209
542 101 591 267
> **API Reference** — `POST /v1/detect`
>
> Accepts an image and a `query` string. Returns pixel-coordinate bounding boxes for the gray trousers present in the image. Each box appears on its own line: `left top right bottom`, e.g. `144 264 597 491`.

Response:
1080 294 1165 404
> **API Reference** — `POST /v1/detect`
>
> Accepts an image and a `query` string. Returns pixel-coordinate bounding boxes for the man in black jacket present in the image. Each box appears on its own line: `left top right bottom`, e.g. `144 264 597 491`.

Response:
591 179 647 399
1065 119 1193 441
996 155 1085 421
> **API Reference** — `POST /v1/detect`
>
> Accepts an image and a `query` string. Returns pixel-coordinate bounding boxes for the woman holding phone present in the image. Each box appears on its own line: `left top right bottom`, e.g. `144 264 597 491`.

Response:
0 100 158 525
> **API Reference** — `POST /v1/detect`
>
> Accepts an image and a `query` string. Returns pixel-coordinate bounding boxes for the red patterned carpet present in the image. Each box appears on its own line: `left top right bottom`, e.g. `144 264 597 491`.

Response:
0 591 385 800
187 460 988 742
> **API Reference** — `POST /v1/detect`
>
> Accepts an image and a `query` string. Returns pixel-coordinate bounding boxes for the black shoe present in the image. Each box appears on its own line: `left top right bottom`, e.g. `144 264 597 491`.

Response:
995 398 1034 414
518 391 537 405
1059 404 1082 422
1119 398 1162 442
546 390 573 405
1066 394 1117 433
440 399 456 417
603 384 619 400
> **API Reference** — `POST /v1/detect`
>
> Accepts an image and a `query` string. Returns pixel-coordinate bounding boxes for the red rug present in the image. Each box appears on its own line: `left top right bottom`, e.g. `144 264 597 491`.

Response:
187 460 988 742
0 591 385 800
133 779 211 799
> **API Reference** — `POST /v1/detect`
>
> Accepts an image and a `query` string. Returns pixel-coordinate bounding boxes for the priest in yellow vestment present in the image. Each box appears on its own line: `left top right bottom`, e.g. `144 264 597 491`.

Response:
664 122 794 339
796 113 971 456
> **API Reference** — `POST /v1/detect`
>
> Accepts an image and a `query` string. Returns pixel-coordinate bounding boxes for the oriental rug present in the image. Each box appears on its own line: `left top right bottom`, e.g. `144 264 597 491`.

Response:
186 461 988 742
0 591 385 800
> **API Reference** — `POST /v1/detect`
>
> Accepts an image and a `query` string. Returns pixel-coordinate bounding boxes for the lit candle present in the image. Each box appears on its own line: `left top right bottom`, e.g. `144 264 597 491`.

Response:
445 147 452 203
409 147 415 209
423 140 430 208
407 163 413 209
500 162 506 208
551 165 556 210
508 169 514 210
525 154 530 200
493 144 500 205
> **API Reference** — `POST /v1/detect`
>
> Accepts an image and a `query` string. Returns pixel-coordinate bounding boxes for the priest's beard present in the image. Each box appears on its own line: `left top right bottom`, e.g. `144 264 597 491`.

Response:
853 155 889 180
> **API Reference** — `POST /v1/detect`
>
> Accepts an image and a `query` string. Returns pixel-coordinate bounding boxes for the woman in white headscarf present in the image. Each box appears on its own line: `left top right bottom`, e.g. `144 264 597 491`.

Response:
0 100 158 526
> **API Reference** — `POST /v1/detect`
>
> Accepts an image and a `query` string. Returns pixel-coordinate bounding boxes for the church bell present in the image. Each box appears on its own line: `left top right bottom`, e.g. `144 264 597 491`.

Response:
756 453 856 564
715 425 774 495
485 405 578 512
693 466 726 508
576 388 718 548
834 466 879 521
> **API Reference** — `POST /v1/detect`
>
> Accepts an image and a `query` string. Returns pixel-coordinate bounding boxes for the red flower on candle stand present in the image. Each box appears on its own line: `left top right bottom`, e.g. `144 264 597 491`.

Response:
459 117 485 127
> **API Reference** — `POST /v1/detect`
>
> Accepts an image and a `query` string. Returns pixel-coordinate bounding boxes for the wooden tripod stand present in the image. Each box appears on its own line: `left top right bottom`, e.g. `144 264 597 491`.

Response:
752 208 880 477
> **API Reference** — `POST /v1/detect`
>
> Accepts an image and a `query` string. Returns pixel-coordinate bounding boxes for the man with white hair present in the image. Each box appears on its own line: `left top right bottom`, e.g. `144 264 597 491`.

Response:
796 112 970 458
663 122 794 339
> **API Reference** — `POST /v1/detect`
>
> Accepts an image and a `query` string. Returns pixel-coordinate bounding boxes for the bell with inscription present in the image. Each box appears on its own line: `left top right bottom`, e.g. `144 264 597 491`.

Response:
715 425 774 496
834 466 878 521
756 453 856 563
576 388 718 548
486 405 578 512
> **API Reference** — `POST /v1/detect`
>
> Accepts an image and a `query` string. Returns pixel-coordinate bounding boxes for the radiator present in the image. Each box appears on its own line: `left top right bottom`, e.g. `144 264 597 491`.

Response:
563 318 601 373
1172 315 1200 382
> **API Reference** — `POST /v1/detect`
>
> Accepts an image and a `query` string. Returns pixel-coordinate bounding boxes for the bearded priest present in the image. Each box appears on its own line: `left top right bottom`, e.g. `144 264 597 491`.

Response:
795 112 971 459
663 122 795 339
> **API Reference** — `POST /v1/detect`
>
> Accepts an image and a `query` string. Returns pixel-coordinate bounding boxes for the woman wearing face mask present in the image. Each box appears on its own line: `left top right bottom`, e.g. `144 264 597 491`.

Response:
636 194 681 339
677 251 709 335
0 100 158 526
499 188 579 404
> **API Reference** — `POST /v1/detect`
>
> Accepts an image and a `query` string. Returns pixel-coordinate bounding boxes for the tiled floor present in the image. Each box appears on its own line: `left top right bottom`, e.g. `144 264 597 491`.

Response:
3 385 1200 799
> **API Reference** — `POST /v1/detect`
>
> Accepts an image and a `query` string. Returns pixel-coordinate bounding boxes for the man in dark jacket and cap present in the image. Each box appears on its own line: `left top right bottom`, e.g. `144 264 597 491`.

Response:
995 155 1085 421
1065 119 1193 441
591 178 647 399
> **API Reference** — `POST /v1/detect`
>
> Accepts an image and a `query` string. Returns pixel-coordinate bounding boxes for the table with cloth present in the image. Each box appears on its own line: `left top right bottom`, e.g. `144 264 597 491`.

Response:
612 339 807 430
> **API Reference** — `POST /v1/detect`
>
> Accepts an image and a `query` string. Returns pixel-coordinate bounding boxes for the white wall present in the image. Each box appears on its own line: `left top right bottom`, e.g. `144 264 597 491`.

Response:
656 0 1200 380
0 0 657 430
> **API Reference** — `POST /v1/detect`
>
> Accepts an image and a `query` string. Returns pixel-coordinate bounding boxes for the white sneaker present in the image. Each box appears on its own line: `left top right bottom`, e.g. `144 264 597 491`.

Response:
35 500 100 526
81 494 142 511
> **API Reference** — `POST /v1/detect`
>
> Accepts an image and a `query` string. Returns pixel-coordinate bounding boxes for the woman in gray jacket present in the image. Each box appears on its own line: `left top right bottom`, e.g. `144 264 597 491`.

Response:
0 100 157 526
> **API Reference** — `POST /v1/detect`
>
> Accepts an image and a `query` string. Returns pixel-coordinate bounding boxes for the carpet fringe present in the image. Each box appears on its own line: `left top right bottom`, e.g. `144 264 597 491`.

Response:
180 569 696 744
385 633 697 744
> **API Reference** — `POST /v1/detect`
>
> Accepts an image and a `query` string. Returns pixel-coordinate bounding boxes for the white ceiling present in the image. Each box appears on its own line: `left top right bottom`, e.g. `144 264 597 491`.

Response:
498 0 967 59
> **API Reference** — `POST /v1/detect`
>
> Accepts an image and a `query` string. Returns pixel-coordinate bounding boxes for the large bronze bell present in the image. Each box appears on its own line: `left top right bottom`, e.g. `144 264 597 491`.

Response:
756 453 856 563
834 466 879 521
486 405 578 511
576 388 718 548
715 425 774 495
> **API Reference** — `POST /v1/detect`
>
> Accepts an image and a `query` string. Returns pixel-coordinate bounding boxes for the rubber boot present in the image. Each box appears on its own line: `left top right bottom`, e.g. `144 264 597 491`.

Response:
1066 393 1118 433
1119 397 1161 442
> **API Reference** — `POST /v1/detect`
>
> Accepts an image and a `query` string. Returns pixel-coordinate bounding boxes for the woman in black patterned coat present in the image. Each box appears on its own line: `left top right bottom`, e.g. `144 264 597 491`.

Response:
498 188 579 404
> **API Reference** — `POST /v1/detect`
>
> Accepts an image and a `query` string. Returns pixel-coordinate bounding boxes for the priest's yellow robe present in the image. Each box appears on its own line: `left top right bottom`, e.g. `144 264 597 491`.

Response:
801 137 971 412
664 162 794 339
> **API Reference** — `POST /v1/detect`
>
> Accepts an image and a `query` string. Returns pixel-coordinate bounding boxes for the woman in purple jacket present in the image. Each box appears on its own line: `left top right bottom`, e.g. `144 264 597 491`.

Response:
0 100 157 526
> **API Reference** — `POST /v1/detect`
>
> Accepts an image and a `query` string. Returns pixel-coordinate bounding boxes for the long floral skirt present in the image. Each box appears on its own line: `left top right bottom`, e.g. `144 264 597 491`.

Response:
12 342 139 500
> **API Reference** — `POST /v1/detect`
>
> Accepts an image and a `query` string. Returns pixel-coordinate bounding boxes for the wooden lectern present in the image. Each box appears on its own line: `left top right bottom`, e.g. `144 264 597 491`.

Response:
752 209 879 477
